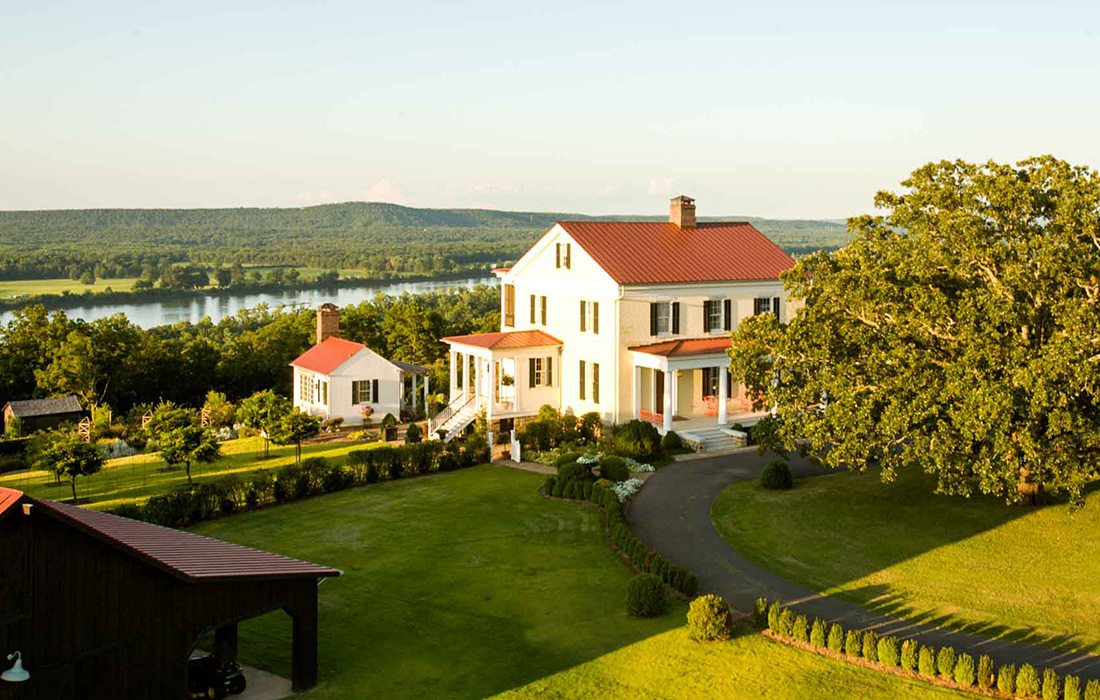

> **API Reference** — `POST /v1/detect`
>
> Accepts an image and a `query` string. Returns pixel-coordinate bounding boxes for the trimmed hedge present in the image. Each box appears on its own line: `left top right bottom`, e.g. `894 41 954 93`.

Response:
109 439 483 527
626 573 666 618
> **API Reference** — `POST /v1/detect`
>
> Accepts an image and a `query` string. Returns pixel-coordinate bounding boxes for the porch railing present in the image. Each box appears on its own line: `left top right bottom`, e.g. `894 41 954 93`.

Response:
429 394 476 438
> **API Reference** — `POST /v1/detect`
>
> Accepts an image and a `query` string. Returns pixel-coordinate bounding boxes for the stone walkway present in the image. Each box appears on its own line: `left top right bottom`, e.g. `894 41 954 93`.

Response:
627 450 1100 679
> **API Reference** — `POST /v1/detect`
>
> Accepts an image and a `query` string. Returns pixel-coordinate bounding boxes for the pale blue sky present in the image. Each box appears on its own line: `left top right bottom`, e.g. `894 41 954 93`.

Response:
1 1 1097 217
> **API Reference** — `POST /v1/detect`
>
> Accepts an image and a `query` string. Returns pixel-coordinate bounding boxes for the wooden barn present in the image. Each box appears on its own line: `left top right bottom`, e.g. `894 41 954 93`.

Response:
0 487 340 699
2 397 83 435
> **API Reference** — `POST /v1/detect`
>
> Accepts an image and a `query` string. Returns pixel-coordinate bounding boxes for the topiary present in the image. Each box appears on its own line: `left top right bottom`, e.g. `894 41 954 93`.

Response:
760 459 793 490
809 618 826 648
625 573 666 618
1064 675 1081 700
998 664 1017 695
792 614 809 643
877 636 899 667
861 630 878 662
1042 668 1060 700
844 629 862 658
826 623 844 652
661 430 683 451
599 455 630 482
977 654 994 690
404 422 422 443
1017 664 1039 696
752 597 769 629
953 653 976 686
936 646 956 679
686 594 734 641
900 639 919 672
918 646 936 677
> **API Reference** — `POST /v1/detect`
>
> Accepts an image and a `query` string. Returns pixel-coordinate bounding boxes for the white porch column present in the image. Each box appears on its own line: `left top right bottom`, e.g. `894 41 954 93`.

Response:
449 351 457 399
423 374 430 413
486 359 495 423
633 365 642 419
663 369 674 433
718 367 728 425
410 374 418 411
475 356 483 409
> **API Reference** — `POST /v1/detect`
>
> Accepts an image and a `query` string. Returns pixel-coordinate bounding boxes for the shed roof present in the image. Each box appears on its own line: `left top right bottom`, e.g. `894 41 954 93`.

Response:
0 487 22 517
34 498 341 583
442 329 563 350
629 336 732 357
557 221 795 285
4 395 82 418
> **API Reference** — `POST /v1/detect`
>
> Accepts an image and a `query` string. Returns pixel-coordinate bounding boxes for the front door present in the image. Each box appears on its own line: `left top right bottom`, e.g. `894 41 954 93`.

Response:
654 370 665 415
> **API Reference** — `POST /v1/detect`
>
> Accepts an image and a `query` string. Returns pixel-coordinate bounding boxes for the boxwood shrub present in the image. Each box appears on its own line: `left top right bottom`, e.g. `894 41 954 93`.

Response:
686 594 734 641
760 459 793 490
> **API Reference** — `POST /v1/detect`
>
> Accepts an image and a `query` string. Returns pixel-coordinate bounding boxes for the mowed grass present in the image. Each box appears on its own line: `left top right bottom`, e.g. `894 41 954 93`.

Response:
713 468 1100 653
0 276 139 298
194 465 964 699
0 435 382 510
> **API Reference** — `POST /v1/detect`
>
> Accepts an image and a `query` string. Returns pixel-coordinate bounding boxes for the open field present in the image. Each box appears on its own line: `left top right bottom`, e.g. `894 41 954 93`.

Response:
712 468 1100 654
0 435 382 510
194 465 963 699
0 277 139 298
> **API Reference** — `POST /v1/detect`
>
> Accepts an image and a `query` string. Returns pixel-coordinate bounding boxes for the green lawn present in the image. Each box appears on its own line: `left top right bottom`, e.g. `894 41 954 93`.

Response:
194 465 963 699
712 468 1100 654
0 435 381 510
0 277 139 298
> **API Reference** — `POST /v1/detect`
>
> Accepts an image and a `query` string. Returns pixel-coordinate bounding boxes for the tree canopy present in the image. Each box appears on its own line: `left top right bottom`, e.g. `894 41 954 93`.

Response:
730 156 1100 504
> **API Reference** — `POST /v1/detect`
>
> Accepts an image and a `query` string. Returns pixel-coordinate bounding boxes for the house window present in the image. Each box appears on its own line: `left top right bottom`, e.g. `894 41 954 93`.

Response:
321 380 328 405
579 360 586 400
299 373 314 403
352 379 377 404
651 302 670 335
556 242 572 269
702 367 719 397
504 284 515 327
703 299 732 333
592 363 600 404
528 357 553 388
532 295 547 324
754 296 782 322
580 300 599 333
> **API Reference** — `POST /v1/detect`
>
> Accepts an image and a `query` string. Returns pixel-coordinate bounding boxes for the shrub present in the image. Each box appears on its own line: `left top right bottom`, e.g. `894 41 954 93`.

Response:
578 412 602 443
826 623 843 652
844 629 861 658
809 618 826 648
661 430 683 451
686 594 734 641
953 653 975 686
612 420 662 460
760 459 793 490
977 654 994 690
998 664 1016 695
1086 679 1100 700
1064 675 1081 700
1017 664 1039 696
752 597 769 628
918 646 936 677
900 639 919 672
861 630 877 662
626 573 666 618
405 422 422 443
767 602 782 632
599 455 630 482
935 646 956 679
558 461 593 484
877 636 899 667
555 451 585 468
680 572 699 598
792 614 809 643
1042 668 1059 700
777 609 796 638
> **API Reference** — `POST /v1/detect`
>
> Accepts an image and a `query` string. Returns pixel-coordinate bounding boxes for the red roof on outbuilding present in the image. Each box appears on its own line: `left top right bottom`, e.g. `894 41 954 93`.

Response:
291 336 366 375
442 329 563 350
0 487 23 517
629 336 732 357
558 221 795 285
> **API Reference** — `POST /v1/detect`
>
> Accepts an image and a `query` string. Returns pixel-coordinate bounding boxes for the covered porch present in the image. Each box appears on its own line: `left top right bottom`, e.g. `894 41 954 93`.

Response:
393 359 431 419
629 337 765 434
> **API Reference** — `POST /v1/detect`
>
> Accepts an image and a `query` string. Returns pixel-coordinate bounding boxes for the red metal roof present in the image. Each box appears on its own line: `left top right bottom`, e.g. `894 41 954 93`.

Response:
291 336 366 375
558 221 795 285
629 336 732 357
0 487 23 517
35 499 341 583
442 329 563 350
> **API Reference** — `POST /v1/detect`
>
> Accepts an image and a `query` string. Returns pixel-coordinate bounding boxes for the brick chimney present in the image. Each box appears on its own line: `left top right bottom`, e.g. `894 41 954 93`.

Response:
670 195 696 229
316 303 339 343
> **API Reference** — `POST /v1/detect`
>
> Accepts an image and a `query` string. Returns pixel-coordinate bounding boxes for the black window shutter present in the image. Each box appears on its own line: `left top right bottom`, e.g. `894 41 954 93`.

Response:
555 243 561 268
593 363 599 403
530 294 536 323
546 357 553 386
753 298 763 315
351 380 359 405
541 296 547 325
727 369 733 397
650 303 658 336
773 297 781 322
579 361 586 400
671 302 680 334
723 299 732 331
565 244 571 269
703 300 712 330
372 379 379 404
580 300 586 332
529 358 536 388
592 302 599 334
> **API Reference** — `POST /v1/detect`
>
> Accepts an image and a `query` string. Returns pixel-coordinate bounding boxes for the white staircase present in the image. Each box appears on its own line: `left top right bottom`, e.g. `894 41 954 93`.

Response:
430 396 478 442
679 426 744 452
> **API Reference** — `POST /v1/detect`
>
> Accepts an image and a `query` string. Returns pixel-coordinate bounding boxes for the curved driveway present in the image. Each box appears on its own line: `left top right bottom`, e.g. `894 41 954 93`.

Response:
627 450 1100 679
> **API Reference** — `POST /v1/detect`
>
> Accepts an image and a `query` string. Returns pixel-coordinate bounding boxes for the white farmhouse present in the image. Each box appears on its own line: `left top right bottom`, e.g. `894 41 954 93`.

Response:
432 196 796 450
291 304 429 425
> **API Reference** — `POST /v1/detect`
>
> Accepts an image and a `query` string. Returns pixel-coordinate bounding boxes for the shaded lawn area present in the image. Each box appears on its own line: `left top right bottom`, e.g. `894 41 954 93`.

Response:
0 435 384 510
712 468 1100 654
195 465 966 699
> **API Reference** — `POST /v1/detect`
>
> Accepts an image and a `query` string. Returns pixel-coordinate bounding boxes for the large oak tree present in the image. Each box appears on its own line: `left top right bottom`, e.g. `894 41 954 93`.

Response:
730 157 1100 504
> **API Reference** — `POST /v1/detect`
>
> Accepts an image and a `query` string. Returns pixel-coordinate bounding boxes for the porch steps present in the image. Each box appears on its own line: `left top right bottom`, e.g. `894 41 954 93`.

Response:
433 405 479 442
678 426 743 452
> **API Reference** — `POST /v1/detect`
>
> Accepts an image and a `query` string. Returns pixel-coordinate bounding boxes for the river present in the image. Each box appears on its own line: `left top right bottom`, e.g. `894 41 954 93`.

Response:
0 275 495 329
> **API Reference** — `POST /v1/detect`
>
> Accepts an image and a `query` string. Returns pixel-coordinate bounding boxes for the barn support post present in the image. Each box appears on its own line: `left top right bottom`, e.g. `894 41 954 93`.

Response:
288 594 319 691
214 622 239 661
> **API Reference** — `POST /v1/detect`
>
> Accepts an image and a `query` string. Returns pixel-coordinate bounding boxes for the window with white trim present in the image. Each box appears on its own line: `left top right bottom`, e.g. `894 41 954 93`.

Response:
528 357 553 388
649 301 680 336
352 379 376 404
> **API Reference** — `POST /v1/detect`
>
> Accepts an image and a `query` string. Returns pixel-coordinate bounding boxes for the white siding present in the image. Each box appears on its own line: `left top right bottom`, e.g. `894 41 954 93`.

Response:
293 347 404 425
